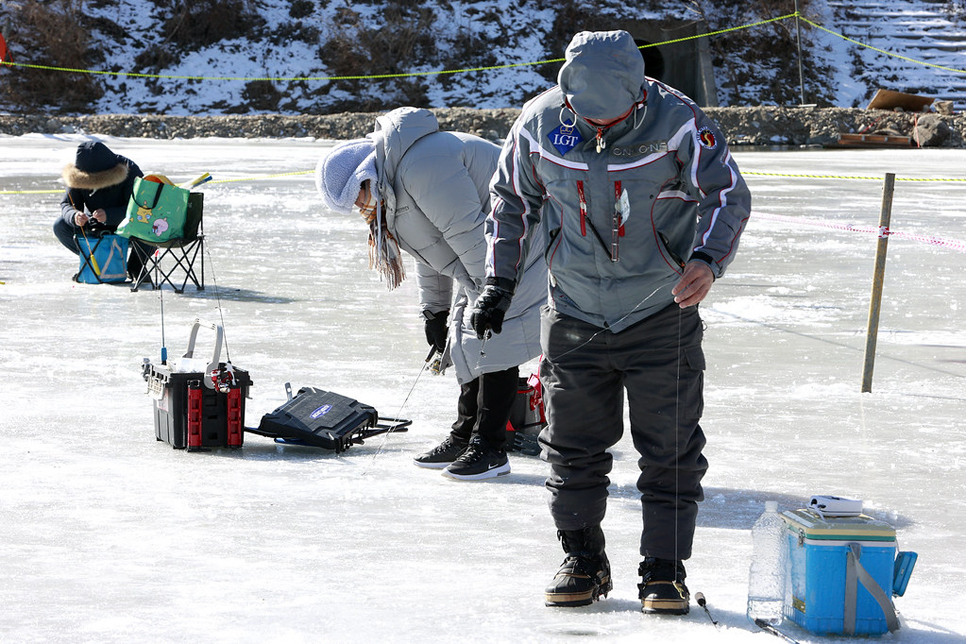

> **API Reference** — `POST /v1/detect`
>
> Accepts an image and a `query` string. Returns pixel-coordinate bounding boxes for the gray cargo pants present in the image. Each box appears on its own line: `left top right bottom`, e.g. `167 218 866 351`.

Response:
538 303 708 561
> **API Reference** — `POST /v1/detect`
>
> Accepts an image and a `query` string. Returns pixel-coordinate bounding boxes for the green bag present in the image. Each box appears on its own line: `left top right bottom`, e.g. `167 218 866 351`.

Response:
117 177 189 242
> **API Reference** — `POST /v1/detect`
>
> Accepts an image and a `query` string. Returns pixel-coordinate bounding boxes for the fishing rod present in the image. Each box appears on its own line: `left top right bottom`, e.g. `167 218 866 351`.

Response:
156 173 215 365
695 592 719 629
78 224 101 277
68 194 102 277
755 619 801 644
156 250 167 364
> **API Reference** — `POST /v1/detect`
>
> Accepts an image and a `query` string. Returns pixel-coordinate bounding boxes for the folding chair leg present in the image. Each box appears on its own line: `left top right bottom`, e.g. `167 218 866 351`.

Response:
129 244 155 292
132 237 205 294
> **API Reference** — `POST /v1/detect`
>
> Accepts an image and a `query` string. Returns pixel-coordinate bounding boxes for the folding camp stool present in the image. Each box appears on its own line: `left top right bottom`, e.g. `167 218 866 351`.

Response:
130 193 205 293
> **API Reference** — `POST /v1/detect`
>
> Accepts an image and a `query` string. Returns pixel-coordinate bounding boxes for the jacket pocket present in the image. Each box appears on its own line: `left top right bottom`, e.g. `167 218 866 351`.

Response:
658 231 686 270
682 344 706 372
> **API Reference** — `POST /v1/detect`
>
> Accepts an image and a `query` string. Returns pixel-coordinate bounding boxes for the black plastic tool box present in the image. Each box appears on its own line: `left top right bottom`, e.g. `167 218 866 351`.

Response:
144 320 252 451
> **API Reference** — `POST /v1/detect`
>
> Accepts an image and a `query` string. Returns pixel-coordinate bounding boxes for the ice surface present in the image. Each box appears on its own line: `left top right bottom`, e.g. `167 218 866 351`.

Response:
1 136 964 643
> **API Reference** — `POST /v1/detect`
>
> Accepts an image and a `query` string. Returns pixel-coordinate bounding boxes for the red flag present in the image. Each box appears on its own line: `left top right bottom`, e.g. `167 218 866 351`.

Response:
0 33 8 65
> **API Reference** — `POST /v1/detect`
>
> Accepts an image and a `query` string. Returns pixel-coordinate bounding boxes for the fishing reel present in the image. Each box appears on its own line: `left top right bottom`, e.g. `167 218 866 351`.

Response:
425 346 446 376
209 363 238 393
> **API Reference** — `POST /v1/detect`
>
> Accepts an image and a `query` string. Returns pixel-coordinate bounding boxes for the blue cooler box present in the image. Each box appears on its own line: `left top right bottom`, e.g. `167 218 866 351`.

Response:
781 509 898 636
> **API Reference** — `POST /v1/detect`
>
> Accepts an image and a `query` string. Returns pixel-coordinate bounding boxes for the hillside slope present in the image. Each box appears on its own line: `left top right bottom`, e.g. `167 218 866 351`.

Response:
0 0 964 115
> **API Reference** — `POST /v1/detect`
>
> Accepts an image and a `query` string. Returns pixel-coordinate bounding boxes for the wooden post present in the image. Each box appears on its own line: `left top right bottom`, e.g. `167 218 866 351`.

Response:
862 173 895 393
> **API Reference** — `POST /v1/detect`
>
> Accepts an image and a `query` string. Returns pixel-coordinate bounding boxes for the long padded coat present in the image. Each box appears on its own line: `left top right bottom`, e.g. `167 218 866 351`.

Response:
369 107 546 384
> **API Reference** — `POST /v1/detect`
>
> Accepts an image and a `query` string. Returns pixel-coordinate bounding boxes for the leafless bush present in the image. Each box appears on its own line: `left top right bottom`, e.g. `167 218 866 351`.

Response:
702 0 836 106
315 2 437 111
945 1 966 18
163 0 266 50
541 0 834 107
239 79 282 112
0 0 105 113
129 0 268 111
289 0 315 20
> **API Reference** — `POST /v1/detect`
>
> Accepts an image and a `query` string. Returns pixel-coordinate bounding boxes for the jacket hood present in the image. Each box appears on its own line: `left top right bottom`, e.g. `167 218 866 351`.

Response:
368 107 440 219
371 107 439 186
62 141 129 190
557 30 645 120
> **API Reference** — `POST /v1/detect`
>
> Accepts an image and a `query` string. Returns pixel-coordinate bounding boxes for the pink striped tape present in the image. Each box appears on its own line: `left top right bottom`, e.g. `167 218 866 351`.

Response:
753 211 966 253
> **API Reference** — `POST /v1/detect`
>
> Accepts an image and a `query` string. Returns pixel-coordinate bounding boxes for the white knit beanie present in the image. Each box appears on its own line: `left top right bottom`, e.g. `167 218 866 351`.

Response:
315 138 378 215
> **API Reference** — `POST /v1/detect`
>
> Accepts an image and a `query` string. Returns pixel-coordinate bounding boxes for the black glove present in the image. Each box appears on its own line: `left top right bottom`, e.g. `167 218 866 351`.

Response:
423 310 449 352
470 284 513 339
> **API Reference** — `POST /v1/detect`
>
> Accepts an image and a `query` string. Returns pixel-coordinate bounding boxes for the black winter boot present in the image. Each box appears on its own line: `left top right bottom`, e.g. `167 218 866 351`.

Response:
544 525 612 607
638 557 690 614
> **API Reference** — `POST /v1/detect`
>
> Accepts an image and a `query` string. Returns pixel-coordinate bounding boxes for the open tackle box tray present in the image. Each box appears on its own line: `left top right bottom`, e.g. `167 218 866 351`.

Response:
143 319 251 451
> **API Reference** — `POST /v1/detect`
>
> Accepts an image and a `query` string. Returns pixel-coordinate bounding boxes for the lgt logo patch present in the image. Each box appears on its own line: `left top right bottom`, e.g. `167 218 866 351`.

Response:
548 124 583 155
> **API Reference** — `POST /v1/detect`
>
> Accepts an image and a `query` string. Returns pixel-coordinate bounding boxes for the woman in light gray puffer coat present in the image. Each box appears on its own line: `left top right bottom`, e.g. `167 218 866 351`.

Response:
315 106 546 481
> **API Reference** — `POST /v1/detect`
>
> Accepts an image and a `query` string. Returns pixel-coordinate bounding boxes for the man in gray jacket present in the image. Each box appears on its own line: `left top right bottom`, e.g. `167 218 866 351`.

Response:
472 31 751 613
316 107 545 481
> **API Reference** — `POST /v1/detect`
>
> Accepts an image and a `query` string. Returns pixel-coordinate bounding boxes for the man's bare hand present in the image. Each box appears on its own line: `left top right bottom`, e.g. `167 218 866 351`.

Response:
672 261 714 308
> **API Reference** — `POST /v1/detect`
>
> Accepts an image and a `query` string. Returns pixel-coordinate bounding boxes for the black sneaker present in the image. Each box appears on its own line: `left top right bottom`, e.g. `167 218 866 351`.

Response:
414 436 468 469
441 438 510 480
638 557 690 615
545 526 612 607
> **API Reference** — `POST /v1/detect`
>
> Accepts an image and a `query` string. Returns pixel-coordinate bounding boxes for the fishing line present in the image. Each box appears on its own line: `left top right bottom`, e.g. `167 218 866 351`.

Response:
535 279 687 596
203 243 232 364
360 347 435 476
549 284 666 363
673 305 682 582
156 250 167 363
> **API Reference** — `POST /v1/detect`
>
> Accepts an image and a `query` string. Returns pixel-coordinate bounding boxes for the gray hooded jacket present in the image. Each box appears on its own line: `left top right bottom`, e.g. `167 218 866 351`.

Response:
485 31 751 332
369 107 546 383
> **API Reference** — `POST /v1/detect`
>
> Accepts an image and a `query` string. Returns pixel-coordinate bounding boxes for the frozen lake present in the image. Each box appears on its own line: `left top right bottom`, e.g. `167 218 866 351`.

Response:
1 135 964 643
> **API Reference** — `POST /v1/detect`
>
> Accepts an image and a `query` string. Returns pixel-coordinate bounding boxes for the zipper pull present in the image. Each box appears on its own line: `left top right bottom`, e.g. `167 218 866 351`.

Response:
595 128 606 153
611 182 624 262
576 181 588 236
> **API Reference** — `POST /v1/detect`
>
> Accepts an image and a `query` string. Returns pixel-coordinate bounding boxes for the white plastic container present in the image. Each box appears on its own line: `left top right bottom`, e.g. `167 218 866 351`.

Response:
747 501 788 625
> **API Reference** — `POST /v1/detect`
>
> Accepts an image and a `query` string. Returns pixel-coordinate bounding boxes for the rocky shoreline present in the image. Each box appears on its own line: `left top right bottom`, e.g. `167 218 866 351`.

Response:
2 106 964 147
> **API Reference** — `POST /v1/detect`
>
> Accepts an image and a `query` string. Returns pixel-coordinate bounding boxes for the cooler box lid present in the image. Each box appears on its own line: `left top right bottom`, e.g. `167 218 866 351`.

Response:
782 508 896 542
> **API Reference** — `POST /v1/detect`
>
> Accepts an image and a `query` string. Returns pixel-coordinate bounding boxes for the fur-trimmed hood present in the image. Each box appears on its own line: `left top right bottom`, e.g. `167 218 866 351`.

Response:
61 141 130 190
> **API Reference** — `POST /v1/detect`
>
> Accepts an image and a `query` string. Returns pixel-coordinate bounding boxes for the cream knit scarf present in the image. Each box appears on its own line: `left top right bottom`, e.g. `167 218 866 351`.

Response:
358 184 405 290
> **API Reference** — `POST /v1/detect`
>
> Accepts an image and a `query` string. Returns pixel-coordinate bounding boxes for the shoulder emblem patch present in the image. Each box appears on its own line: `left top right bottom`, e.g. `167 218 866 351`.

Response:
548 124 583 155
698 128 717 149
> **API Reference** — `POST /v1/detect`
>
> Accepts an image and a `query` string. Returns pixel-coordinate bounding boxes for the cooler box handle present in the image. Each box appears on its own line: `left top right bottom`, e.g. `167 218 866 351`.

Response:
845 542 900 634
181 319 224 390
